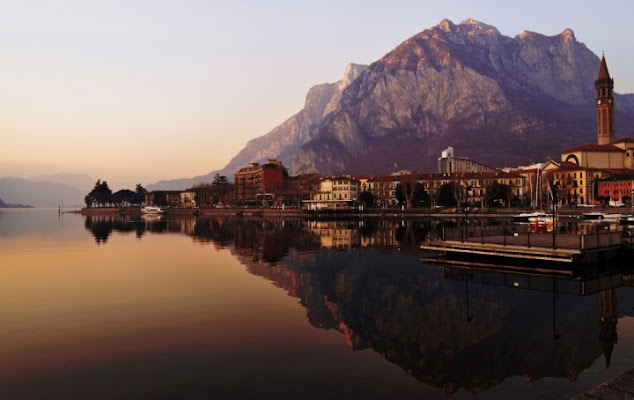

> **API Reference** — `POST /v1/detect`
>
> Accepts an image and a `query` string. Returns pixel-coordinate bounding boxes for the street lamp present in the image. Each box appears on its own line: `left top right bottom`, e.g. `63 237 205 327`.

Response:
551 182 559 249
464 185 472 242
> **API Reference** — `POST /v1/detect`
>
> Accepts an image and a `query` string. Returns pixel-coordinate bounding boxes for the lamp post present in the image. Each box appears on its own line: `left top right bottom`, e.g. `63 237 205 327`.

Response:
551 182 559 249
463 185 472 242
465 185 472 221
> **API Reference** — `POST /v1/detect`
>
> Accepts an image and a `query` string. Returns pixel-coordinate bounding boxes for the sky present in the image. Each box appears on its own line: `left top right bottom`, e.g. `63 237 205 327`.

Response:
2 0 634 189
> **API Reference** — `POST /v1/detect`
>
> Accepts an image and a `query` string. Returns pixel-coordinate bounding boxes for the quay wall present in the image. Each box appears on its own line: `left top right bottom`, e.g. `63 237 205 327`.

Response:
73 206 633 219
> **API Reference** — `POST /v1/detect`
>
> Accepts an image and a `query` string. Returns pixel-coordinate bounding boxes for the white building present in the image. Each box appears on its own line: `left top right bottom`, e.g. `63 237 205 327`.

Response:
303 176 361 210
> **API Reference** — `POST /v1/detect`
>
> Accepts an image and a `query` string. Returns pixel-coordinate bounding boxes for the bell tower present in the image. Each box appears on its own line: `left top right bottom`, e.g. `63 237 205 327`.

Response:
595 54 615 145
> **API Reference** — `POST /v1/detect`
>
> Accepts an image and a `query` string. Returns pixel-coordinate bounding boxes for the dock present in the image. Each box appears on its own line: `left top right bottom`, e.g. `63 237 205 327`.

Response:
421 228 628 264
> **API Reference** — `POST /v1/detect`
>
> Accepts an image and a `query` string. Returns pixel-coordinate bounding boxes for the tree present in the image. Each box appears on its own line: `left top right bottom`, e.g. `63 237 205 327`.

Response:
360 190 375 207
484 182 512 207
212 174 229 185
135 184 147 205
438 182 460 207
85 180 113 207
396 180 427 209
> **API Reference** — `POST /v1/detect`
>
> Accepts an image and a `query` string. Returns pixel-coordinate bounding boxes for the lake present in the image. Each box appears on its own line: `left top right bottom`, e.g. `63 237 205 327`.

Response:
1 208 633 399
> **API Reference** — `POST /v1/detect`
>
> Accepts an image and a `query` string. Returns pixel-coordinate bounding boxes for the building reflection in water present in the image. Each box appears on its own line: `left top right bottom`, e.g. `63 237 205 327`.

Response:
82 215 634 395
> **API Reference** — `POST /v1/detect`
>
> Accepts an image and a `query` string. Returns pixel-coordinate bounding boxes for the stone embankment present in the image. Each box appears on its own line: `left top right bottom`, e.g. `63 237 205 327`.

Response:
72 206 633 219
570 368 634 399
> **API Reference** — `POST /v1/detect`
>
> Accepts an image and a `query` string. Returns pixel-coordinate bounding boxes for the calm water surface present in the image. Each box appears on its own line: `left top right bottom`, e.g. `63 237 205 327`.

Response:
1 209 633 399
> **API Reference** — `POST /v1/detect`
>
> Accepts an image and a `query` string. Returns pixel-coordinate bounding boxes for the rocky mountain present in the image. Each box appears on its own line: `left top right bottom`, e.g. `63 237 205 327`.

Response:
292 19 634 175
148 63 368 190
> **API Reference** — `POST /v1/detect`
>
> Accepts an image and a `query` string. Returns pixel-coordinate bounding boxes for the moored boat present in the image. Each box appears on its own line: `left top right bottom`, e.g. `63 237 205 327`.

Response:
603 213 622 221
141 206 165 214
583 212 605 220
512 211 550 223
619 214 634 224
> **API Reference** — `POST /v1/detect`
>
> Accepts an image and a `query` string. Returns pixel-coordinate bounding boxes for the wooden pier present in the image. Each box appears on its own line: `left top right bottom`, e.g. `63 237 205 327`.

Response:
420 230 627 264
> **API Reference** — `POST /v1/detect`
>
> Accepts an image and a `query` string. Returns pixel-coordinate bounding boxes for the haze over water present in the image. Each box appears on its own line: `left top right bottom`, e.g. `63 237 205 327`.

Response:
1 208 634 399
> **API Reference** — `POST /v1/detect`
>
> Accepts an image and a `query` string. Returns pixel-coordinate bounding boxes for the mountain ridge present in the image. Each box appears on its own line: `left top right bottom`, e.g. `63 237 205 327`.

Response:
291 18 634 175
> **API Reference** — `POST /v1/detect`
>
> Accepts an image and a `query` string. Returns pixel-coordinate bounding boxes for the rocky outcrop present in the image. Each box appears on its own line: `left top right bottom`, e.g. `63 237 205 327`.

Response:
292 19 634 175
148 64 367 190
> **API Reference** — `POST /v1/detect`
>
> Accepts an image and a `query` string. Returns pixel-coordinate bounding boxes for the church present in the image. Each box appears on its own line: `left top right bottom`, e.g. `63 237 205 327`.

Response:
543 55 634 205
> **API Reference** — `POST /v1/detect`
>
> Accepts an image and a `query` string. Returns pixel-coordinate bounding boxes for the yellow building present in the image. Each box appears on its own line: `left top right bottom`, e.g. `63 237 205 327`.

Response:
303 176 361 210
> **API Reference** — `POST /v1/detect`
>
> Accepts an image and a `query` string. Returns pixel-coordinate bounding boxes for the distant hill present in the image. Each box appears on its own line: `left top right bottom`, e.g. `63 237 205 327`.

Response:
28 173 97 192
0 177 86 208
0 197 32 208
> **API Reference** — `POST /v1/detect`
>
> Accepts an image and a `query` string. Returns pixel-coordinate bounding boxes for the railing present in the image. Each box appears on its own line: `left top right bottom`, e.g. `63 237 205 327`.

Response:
438 226 624 251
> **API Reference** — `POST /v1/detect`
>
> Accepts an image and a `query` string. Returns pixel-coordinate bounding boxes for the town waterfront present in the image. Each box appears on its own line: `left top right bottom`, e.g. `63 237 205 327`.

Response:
1 208 634 399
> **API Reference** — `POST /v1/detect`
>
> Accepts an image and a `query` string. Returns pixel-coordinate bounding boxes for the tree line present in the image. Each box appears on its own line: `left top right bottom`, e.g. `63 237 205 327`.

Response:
84 180 148 208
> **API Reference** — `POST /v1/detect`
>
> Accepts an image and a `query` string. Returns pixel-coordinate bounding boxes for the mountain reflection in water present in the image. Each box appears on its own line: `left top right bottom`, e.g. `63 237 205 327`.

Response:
83 215 634 395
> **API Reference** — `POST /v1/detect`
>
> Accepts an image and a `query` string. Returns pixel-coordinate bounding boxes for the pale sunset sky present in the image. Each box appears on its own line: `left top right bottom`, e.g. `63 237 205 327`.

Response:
2 0 634 188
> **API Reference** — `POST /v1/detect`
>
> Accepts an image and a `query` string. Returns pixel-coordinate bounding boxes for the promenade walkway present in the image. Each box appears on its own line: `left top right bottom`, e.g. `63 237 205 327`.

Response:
570 368 634 399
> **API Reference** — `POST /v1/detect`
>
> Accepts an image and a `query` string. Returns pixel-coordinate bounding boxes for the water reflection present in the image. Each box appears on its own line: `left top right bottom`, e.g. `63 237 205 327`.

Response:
84 215 514 251
82 215 634 395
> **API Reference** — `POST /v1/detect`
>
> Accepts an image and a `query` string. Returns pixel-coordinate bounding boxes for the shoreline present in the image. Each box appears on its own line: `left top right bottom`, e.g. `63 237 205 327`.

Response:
70 206 633 219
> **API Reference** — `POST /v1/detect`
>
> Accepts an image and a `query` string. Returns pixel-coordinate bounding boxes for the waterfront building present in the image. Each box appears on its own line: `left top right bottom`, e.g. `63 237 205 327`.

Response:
438 146 499 174
145 190 187 207
303 176 361 210
366 174 401 207
596 172 634 203
234 159 285 205
542 161 612 206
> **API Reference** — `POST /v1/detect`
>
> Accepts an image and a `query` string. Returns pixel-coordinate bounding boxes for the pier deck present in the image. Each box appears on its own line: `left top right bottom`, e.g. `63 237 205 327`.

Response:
421 231 625 264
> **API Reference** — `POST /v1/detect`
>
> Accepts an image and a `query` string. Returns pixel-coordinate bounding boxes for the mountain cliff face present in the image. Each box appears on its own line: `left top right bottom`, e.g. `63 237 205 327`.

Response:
148 64 367 190
292 19 634 175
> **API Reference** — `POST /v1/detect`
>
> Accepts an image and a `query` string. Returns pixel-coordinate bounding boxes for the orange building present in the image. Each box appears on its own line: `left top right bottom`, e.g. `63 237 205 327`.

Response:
597 173 634 203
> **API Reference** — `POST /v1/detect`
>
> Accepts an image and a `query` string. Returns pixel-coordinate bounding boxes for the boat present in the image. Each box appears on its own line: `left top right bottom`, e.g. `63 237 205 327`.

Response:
583 212 605 220
619 214 634 224
512 211 550 223
603 213 622 221
141 206 165 214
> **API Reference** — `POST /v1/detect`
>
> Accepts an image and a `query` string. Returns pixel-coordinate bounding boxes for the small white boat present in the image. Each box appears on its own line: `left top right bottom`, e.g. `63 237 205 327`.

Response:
603 213 622 221
141 206 165 214
619 214 634 224
512 211 550 223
